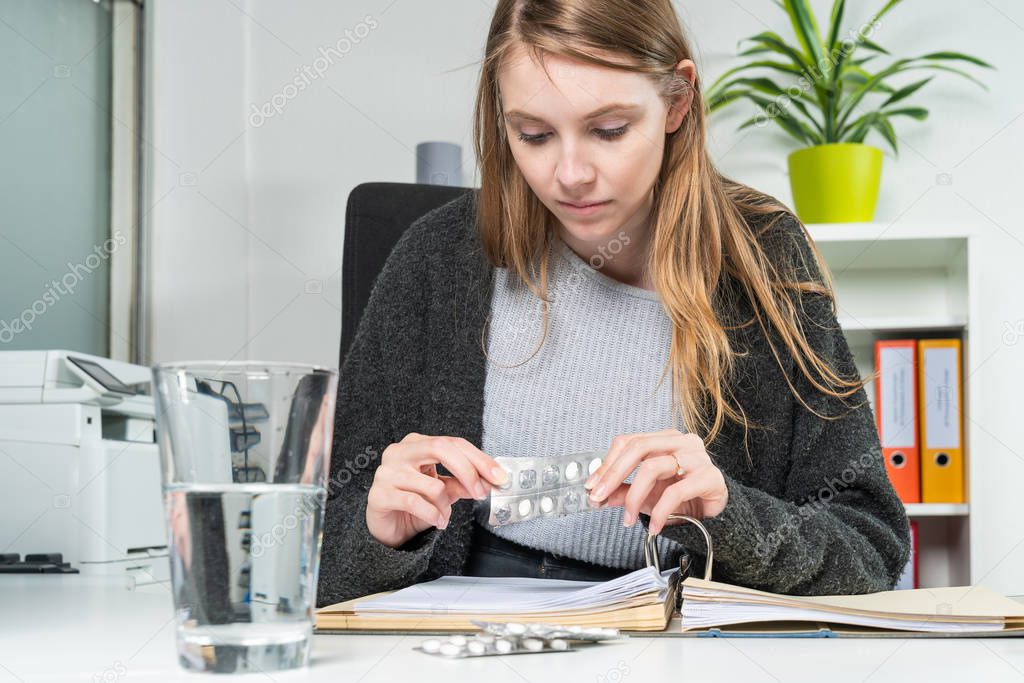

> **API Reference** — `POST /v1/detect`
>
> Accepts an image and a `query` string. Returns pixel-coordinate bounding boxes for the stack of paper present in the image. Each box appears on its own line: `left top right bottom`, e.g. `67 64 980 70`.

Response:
680 578 1024 635
316 567 679 632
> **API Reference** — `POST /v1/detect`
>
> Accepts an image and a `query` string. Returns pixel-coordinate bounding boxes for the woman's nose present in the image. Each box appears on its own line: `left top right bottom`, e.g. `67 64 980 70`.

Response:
555 142 596 187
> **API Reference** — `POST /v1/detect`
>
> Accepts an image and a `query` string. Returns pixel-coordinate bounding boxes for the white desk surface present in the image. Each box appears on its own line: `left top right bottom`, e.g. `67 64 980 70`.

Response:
4 574 1024 682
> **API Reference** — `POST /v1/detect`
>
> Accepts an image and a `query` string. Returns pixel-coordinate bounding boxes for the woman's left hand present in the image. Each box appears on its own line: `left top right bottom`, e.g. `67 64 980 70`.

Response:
584 428 729 535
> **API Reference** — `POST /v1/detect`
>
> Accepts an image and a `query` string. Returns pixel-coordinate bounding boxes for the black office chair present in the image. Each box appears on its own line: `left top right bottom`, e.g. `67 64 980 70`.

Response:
339 182 475 365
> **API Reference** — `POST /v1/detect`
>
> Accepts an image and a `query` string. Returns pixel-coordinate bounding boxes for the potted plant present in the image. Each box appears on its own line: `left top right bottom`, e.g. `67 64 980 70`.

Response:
705 0 993 223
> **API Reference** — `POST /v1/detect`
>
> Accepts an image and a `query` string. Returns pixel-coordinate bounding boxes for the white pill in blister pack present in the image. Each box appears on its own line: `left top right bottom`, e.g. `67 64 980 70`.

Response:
488 451 606 526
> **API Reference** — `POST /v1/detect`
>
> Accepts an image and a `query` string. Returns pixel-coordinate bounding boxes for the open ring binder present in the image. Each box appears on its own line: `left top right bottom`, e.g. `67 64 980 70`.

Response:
643 513 713 580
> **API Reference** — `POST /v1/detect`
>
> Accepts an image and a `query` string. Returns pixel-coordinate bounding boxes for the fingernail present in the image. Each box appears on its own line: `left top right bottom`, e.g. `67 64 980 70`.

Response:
583 476 596 490
591 484 607 501
623 511 634 527
491 465 509 485
437 514 447 529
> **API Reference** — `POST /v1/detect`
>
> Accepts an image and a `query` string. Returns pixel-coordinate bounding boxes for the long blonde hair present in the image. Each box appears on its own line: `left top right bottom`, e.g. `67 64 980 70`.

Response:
471 0 869 460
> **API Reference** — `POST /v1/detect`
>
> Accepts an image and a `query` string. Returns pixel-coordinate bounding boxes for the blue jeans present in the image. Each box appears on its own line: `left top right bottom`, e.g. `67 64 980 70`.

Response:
465 523 630 581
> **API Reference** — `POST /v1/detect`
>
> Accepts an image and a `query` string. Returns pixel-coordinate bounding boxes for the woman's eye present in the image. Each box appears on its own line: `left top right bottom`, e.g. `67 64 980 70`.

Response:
516 125 629 146
517 132 550 145
593 125 628 140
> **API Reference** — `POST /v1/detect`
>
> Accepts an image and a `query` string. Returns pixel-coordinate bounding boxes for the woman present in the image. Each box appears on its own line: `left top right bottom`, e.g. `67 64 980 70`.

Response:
316 0 910 607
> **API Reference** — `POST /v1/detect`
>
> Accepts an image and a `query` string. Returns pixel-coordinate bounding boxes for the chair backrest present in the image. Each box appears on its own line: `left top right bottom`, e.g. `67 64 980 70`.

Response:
340 182 474 364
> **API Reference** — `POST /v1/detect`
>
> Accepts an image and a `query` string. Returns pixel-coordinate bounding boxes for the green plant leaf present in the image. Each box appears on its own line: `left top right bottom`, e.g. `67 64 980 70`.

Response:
784 0 827 76
844 112 876 142
882 106 928 120
737 115 760 131
735 110 812 144
714 76 815 103
917 51 994 69
849 55 878 68
842 67 896 94
838 60 987 132
739 32 815 77
831 0 901 78
860 39 890 55
716 77 824 133
899 60 990 89
880 77 933 107
706 89 748 112
704 60 803 101
736 92 824 145
872 115 899 155
835 58 913 132
839 106 927 139
864 0 905 35
826 0 845 52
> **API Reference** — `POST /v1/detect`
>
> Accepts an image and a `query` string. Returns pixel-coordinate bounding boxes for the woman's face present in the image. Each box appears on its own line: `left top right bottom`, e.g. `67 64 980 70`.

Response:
497 44 693 248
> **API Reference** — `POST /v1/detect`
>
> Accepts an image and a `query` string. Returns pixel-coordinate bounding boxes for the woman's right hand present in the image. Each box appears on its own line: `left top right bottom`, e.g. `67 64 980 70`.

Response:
366 432 509 549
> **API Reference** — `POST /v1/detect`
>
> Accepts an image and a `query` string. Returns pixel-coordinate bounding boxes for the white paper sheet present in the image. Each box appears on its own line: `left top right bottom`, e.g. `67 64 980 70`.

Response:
354 566 678 615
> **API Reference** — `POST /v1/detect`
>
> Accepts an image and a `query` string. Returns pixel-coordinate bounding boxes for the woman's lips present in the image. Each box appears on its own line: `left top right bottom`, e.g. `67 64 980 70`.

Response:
557 199 611 216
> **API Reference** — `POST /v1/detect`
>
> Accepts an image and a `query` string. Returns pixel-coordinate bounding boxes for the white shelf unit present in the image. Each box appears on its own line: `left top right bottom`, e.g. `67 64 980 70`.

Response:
806 221 978 589
905 503 969 517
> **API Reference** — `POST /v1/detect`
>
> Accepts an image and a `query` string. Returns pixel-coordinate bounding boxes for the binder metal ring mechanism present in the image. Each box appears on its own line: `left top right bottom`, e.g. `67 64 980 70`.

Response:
644 514 713 612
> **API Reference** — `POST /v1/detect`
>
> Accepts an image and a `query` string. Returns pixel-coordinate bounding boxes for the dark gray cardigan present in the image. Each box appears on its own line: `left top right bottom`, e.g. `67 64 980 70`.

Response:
316 190 911 607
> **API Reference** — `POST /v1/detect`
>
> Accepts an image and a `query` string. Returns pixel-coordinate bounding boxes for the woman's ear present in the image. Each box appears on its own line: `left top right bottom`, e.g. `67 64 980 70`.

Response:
665 58 697 134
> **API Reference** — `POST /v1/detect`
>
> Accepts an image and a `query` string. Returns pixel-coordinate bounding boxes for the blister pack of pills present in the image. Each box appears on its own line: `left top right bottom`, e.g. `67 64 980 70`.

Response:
413 632 573 658
471 620 621 642
487 451 606 527
413 621 621 659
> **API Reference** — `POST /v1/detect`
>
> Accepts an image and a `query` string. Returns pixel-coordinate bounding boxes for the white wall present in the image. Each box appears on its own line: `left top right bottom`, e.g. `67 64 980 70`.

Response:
146 1 1024 593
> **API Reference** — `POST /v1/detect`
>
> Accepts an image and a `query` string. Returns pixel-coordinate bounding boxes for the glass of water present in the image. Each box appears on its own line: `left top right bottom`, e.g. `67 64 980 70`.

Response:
151 361 338 673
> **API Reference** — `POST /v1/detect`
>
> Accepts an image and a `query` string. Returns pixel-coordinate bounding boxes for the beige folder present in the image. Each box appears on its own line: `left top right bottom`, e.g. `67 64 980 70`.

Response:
316 572 679 633
677 577 1024 636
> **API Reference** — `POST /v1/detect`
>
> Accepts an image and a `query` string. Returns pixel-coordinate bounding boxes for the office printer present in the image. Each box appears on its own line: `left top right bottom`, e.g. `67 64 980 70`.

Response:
0 350 168 583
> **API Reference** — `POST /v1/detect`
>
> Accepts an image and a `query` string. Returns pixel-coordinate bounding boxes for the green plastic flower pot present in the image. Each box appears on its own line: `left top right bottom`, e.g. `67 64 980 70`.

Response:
787 143 883 223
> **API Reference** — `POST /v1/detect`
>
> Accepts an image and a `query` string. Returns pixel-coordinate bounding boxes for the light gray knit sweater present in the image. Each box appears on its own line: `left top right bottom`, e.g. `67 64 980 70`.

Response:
316 189 911 608
474 235 683 569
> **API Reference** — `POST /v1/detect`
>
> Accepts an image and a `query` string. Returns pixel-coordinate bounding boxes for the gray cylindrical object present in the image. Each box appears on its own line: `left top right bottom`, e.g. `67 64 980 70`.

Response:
416 141 463 186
